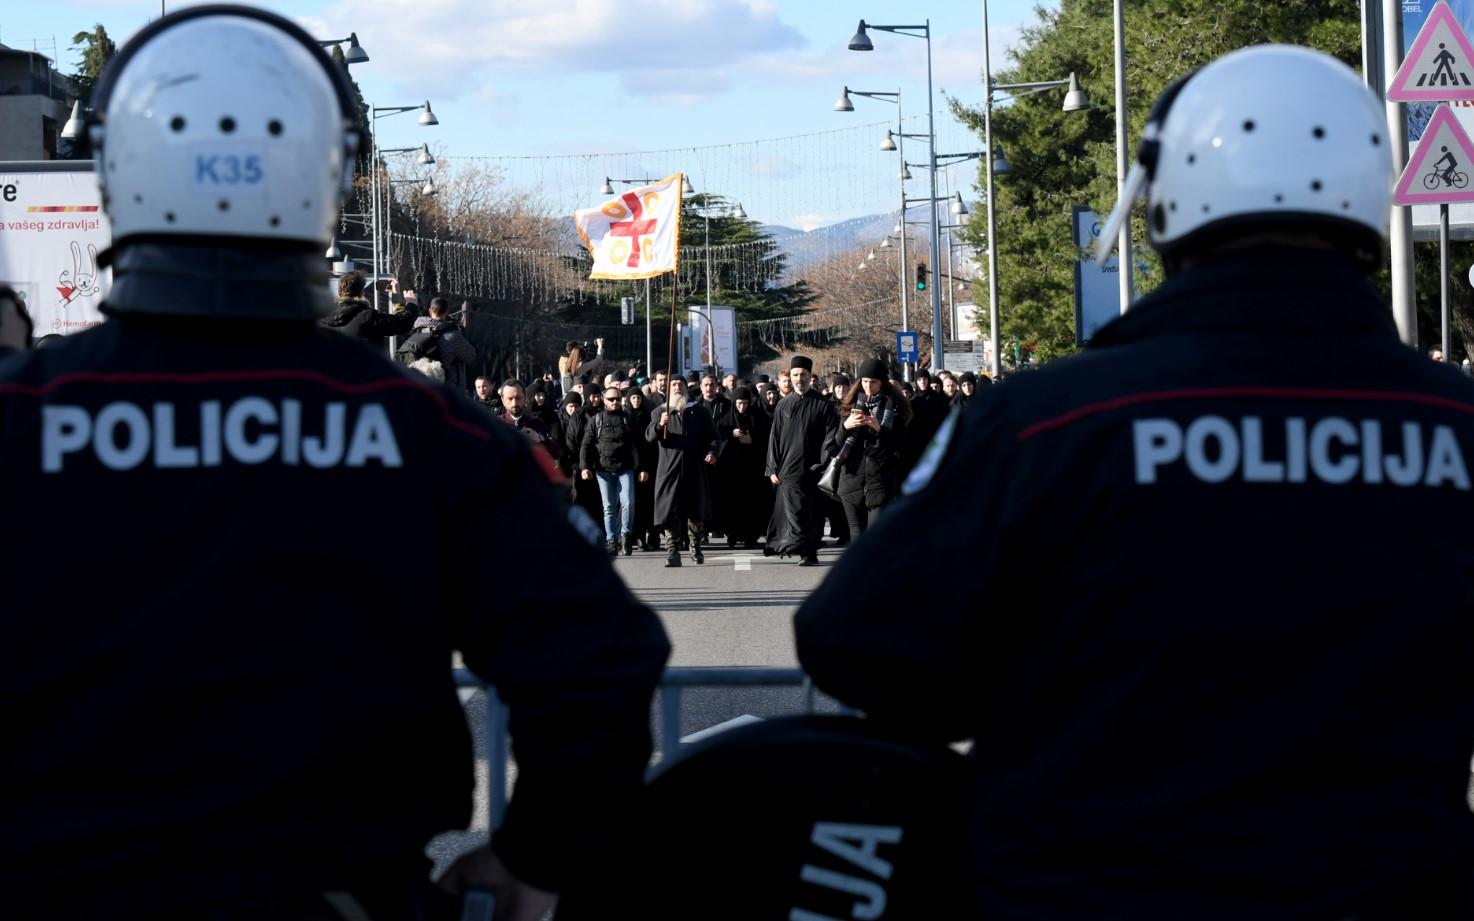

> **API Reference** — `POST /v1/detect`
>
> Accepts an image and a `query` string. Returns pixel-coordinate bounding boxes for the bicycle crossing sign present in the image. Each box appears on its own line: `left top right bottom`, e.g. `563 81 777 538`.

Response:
1389 0 1474 102
1396 104 1474 204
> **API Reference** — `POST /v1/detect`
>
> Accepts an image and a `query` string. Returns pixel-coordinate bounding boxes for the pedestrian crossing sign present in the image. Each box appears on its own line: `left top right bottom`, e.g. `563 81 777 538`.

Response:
1395 104 1474 205
1388 0 1474 102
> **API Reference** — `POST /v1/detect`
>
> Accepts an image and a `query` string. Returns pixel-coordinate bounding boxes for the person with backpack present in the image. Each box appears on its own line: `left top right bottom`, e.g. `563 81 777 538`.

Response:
397 296 476 392
580 385 647 556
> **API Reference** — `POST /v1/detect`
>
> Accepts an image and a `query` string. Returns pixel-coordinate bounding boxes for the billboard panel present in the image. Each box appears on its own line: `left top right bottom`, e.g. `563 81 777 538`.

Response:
0 161 111 336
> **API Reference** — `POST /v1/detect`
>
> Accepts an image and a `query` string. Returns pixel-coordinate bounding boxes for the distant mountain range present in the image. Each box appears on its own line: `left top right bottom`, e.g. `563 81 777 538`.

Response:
762 204 939 273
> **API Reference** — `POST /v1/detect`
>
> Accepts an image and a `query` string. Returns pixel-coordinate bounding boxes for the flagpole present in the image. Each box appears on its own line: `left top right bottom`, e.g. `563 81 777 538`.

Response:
664 274 678 439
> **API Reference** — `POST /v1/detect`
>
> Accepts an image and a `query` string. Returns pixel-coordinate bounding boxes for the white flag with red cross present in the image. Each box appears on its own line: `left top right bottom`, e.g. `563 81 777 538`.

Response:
574 173 683 280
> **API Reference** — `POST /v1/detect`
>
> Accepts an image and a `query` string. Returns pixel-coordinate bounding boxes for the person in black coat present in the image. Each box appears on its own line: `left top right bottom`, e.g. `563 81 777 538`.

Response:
904 368 950 477
795 46 1474 921
646 388 718 567
713 386 773 548
579 385 647 556
528 379 563 464
625 387 660 550
0 11 669 918
558 390 585 479
0 285 33 361
829 359 910 537
765 355 840 566
319 271 416 348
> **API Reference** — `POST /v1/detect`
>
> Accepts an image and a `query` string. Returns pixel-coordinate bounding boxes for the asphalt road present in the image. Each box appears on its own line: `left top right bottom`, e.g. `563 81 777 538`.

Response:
427 537 850 872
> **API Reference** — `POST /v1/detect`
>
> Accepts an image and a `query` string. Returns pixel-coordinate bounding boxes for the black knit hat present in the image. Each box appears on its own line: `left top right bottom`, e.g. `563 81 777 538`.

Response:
732 386 754 402
562 391 582 407
858 357 887 381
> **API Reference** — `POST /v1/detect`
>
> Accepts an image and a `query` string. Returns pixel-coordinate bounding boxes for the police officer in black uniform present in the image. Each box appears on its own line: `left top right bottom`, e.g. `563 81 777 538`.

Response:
796 46 1474 920
0 8 668 920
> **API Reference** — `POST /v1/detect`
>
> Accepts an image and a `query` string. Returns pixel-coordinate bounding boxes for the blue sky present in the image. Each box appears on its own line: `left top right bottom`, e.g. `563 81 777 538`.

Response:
5 0 1052 229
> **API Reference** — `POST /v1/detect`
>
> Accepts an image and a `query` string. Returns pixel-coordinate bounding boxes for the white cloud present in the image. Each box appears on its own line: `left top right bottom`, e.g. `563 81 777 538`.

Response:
787 212 835 232
317 0 804 100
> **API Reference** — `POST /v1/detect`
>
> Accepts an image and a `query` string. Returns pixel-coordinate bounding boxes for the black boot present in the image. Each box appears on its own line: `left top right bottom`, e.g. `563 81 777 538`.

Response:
693 545 705 565
606 540 620 557
666 548 682 568
623 533 635 556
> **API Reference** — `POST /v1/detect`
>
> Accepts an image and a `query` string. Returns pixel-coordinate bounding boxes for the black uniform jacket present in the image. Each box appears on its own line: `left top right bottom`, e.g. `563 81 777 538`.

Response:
0 314 670 909
796 248 1474 921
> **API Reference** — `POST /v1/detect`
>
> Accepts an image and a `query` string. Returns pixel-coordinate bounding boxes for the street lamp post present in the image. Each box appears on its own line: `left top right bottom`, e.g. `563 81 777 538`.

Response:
975 72 1086 375
317 33 369 65
1111 0 1133 314
370 101 438 313
848 19 946 371
838 86 914 379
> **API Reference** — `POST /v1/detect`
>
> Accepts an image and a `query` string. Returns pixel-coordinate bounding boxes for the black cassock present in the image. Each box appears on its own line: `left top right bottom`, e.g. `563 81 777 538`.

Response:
713 401 773 542
764 389 840 556
646 403 719 528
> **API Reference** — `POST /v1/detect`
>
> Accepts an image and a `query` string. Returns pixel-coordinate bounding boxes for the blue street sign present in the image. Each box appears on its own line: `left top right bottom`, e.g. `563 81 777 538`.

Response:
896 330 919 364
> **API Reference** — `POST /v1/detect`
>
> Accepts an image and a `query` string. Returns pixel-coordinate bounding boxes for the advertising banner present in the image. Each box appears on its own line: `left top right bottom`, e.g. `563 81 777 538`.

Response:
686 305 737 374
1072 206 1120 344
0 162 110 336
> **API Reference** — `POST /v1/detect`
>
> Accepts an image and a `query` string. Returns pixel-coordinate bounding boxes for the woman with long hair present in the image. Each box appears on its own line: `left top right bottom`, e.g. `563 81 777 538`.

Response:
831 358 912 538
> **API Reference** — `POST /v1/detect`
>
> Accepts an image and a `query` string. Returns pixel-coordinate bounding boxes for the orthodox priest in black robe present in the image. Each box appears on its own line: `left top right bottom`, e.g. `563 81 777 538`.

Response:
765 356 840 566
646 388 719 567
713 386 773 548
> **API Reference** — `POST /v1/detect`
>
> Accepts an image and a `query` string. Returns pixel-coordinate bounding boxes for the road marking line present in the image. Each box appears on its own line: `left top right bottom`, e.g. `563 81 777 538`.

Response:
682 714 763 744
734 555 753 571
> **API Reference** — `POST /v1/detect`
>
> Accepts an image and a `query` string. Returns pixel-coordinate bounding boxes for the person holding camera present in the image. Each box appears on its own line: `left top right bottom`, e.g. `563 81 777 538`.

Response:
558 338 619 398
830 359 910 537
321 271 417 347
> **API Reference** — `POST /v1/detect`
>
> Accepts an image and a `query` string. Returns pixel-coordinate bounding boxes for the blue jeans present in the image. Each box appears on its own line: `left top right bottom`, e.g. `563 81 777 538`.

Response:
596 469 635 540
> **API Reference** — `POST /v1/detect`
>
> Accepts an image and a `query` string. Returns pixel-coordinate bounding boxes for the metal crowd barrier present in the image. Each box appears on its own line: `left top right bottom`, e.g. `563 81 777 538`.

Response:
453 666 817 830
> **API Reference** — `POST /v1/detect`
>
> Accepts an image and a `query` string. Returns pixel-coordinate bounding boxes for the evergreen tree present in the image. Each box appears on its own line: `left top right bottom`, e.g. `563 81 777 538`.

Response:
68 24 115 104
577 192 815 370
949 0 1361 361
329 45 373 174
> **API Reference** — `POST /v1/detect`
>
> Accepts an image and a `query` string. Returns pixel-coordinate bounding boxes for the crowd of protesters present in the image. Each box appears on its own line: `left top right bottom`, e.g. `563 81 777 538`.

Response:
473 339 990 567
315 275 996 565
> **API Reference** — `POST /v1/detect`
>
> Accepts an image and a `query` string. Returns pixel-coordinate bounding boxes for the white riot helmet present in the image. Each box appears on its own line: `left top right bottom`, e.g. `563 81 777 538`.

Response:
1095 45 1392 272
87 5 361 318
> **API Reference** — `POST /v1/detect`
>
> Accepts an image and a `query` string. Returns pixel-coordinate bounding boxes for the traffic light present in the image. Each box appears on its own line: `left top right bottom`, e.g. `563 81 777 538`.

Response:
915 263 927 291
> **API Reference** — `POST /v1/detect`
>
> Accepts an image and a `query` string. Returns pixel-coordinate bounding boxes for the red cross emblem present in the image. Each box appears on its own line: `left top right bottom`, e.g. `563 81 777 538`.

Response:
609 192 657 268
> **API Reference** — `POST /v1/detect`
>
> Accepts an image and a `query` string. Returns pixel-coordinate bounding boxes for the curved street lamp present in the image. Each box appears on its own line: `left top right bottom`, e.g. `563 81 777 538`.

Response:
318 32 369 65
